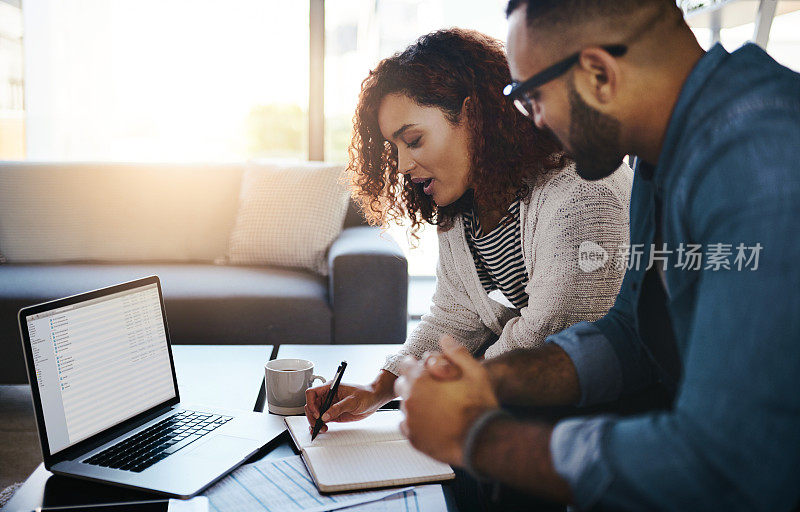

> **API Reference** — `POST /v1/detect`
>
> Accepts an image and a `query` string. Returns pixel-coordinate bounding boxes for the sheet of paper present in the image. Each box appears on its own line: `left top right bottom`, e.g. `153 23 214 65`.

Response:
168 497 209 512
342 485 448 511
204 455 410 512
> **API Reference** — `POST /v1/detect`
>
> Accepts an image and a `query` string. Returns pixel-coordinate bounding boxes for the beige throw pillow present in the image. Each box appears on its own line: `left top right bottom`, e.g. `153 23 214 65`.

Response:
0 163 243 263
225 161 350 275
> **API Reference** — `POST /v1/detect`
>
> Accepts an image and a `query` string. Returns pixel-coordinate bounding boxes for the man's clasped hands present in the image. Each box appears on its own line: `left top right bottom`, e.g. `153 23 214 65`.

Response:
394 336 499 467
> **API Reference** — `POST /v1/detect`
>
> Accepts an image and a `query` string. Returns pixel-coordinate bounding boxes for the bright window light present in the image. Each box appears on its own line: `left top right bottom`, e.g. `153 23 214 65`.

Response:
22 0 309 162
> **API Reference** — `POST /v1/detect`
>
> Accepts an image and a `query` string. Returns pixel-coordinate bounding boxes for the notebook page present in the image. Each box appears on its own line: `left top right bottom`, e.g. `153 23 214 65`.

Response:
304 439 454 491
286 411 406 449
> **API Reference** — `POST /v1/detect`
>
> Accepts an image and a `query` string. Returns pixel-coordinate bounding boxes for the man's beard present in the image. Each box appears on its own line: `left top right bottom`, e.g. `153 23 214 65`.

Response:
566 79 624 181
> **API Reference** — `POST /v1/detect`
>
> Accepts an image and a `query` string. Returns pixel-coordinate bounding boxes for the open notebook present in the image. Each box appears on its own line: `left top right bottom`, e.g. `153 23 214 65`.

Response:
285 410 454 493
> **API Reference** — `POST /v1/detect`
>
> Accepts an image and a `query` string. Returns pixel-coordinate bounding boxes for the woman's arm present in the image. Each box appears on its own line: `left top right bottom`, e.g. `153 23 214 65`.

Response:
306 228 494 427
383 228 495 375
485 173 631 360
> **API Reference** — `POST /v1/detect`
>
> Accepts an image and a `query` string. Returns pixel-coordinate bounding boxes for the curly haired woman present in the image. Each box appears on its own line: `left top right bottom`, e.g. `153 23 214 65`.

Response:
306 28 632 428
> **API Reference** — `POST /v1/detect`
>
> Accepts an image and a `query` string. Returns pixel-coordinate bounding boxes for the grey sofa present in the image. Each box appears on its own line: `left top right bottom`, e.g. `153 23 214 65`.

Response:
0 162 408 384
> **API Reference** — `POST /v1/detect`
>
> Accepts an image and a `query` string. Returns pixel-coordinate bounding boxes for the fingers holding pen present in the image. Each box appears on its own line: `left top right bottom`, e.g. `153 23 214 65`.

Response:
321 395 359 422
305 383 332 422
305 382 385 437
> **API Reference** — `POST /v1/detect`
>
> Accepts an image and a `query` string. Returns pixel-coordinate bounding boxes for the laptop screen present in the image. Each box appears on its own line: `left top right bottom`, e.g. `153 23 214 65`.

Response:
25 282 177 455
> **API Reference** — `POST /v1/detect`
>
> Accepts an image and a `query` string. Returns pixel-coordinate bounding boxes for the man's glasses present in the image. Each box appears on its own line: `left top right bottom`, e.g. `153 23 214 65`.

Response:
503 44 627 118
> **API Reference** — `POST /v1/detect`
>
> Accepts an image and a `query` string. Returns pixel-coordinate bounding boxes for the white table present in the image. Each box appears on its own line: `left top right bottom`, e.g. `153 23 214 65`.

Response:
275 344 404 386
172 344 272 411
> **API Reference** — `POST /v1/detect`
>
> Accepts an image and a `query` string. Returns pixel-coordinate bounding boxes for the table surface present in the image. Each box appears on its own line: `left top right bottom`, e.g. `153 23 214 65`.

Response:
254 344 404 412
276 344 404 386
6 344 456 512
172 344 273 411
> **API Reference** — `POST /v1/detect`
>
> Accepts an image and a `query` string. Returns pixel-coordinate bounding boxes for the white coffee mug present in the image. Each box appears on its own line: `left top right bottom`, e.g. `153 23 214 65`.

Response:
265 358 326 415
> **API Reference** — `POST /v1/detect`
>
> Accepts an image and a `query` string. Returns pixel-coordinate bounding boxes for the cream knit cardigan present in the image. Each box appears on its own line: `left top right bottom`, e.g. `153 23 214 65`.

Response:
383 162 633 375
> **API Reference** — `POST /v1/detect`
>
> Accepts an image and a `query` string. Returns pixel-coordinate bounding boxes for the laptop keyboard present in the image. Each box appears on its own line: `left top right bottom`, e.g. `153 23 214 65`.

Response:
83 410 233 472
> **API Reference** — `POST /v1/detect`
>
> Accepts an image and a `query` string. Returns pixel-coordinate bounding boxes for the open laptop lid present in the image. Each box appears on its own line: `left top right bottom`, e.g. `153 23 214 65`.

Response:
18 276 180 467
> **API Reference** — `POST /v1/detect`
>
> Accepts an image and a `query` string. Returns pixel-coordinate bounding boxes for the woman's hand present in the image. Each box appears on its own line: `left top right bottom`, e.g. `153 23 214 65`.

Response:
304 370 397 433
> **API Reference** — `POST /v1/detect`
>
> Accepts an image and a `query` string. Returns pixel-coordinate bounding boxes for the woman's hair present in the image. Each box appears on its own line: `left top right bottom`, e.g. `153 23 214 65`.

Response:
347 28 567 236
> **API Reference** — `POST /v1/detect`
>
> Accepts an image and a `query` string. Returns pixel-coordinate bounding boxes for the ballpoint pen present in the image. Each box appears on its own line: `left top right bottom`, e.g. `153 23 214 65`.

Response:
311 361 347 441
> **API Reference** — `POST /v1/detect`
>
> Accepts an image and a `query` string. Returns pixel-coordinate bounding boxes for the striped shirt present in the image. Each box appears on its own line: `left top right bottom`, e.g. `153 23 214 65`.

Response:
463 201 529 309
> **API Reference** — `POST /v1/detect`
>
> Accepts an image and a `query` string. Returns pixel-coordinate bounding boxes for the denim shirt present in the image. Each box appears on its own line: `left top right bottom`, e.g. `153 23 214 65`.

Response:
547 43 800 510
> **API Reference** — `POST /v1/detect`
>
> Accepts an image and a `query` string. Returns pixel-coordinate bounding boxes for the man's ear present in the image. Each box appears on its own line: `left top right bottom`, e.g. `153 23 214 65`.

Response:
574 46 620 105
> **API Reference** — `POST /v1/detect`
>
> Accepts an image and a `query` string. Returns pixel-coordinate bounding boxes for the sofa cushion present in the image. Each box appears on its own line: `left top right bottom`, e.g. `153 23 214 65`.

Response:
0 264 332 384
224 161 349 275
0 163 242 263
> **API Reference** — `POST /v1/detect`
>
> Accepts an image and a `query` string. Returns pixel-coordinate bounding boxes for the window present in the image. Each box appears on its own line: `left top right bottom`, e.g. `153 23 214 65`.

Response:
687 3 800 72
324 0 509 164
324 0 508 275
22 0 309 162
0 0 23 159
712 9 800 71
14 1 800 275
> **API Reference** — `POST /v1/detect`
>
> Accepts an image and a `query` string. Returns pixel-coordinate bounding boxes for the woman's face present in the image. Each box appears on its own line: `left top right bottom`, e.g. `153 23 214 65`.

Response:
377 93 472 207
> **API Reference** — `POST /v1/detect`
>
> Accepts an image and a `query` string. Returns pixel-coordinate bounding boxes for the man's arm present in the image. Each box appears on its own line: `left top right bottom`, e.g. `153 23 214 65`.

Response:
483 343 581 407
468 414 573 504
395 338 574 505
483 313 645 407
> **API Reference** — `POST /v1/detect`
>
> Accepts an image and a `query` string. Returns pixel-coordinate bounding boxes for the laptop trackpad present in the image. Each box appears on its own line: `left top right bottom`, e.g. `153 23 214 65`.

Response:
183 435 254 461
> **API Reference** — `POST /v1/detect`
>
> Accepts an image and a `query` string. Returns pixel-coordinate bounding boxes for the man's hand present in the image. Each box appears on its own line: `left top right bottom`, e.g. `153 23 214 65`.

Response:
422 349 462 380
394 336 499 466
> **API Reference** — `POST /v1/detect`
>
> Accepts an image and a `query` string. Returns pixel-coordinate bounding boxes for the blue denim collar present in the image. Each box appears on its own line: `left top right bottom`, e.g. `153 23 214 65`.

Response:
641 43 730 186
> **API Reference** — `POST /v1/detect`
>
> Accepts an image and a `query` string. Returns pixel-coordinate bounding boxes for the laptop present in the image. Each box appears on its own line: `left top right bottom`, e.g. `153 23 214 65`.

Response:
18 276 287 498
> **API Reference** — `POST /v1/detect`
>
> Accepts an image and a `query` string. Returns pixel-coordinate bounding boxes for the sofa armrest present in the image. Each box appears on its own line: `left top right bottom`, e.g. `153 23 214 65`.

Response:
328 226 408 344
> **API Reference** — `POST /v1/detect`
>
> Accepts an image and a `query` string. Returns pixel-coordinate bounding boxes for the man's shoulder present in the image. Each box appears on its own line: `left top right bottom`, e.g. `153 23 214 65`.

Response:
689 44 800 141
669 48 800 232
671 46 800 188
